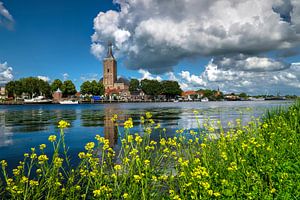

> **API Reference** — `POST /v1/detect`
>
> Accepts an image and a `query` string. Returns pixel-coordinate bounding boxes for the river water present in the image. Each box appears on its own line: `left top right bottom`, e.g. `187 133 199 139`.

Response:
0 101 292 168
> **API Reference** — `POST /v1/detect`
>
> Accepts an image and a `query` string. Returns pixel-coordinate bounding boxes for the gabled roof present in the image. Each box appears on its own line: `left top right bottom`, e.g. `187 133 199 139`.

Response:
182 90 197 96
116 77 130 85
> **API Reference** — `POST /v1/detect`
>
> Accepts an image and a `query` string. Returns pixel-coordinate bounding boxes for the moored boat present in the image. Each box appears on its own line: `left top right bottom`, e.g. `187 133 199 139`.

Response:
201 97 209 102
59 100 79 105
24 96 52 104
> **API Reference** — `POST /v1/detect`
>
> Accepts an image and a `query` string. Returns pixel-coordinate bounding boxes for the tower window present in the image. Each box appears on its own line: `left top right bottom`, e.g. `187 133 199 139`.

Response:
107 69 110 73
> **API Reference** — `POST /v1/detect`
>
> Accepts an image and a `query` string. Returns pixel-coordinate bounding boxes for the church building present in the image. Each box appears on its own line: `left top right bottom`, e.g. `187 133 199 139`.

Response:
102 43 129 99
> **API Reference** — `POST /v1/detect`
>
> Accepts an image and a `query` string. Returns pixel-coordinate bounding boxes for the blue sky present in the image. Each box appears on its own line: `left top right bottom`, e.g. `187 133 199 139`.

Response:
0 0 207 88
1 0 300 95
0 0 118 85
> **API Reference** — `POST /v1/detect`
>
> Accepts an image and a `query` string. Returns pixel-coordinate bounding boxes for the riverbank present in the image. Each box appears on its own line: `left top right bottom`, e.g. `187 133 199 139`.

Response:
0 98 295 105
1 101 299 199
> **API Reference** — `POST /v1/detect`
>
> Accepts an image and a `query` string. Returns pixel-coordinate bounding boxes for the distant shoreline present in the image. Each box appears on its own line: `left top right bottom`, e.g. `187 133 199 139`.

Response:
0 99 292 106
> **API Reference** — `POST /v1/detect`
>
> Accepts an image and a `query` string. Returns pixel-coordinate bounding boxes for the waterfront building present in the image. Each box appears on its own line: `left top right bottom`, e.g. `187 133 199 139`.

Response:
52 88 62 102
182 90 203 101
102 43 129 99
0 86 7 99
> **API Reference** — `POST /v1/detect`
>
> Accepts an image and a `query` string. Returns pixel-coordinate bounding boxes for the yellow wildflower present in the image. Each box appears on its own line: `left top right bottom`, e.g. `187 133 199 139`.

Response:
160 138 166 146
75 185 81 190
270 188 276 194
55 181 62 187
133 175 141 183
140 116 145 123
208 190 213 196
29 180 39 186
13 169 20 176
144 159 150 166
95 135 105 143
127 135 133 143
145 127 152 134
39 144 46 150
145 112 152 119
150 140 157 145
38 155 49 164
135 135 143 144
111 114 118 122
213 192 221 197
124 118 133 129
54 157 64 168
152 175 157 181
221 152 228 160
0 160 7 167
93 189 101 197
20 176 28 184
58 120 70 128
123 193 129 199
30 153 37 159
78 152 86 159
114 165 122 171
227 162 238 171
123 157 130 164
48 135 57 142
111 173 117 179
85 142 95 151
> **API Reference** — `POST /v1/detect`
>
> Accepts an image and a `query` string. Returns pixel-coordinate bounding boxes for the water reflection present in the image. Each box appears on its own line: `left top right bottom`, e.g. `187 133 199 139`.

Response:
81 110 105 127
103 106 119 147
0 101 292 167
0 110 13 147
1 108 77 133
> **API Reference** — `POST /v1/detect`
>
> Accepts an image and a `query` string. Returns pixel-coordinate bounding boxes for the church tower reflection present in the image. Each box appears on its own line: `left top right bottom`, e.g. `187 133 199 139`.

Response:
103 106 118 147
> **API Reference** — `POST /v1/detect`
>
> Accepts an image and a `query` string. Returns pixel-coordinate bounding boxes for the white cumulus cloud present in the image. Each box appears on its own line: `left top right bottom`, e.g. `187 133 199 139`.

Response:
37 76 50 82
179 58 300 95
91 0 300 73
0 1 14 29
0 62 13 86
80 73 100 82
62 73 69 81
138 69 162 81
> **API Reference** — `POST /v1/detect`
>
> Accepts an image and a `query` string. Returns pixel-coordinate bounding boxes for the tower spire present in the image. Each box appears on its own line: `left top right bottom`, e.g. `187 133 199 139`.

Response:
107 42 114 59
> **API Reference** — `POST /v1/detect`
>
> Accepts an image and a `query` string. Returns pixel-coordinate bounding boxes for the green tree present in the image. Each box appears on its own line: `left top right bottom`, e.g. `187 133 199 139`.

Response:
62 80 77 97
80 81 92 95
5 81 16 98
21 77 41 98
239 92 248 98
141 79 162 97
91 80 104 96
129 79 140 93
39 79 51 98
51 79 63 92
161 81 182 99
5 77 51 99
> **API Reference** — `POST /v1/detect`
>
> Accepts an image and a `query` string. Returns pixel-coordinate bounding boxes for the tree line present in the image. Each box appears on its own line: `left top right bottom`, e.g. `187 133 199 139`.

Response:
129 79 182 99
5 77 182 99
5 78 77 98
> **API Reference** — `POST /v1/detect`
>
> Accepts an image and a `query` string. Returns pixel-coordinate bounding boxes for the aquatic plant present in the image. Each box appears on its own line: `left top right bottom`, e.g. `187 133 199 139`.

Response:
0 102 300 199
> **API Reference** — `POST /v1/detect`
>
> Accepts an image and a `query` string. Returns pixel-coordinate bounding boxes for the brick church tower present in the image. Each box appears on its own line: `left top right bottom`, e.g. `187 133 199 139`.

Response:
103 43 117 90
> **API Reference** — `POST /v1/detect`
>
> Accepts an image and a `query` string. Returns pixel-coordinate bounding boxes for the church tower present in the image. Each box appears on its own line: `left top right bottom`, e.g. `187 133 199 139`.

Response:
103 43 117 89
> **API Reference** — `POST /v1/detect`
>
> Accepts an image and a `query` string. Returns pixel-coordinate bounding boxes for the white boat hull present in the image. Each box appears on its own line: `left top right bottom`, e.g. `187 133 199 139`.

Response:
59 100 79 105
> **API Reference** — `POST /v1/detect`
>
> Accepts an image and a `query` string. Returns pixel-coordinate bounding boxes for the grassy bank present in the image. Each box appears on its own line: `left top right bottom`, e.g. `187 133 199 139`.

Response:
1 101 299 199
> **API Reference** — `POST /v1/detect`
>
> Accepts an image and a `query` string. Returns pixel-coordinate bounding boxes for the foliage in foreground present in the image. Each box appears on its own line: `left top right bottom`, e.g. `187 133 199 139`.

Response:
1 102 300 199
